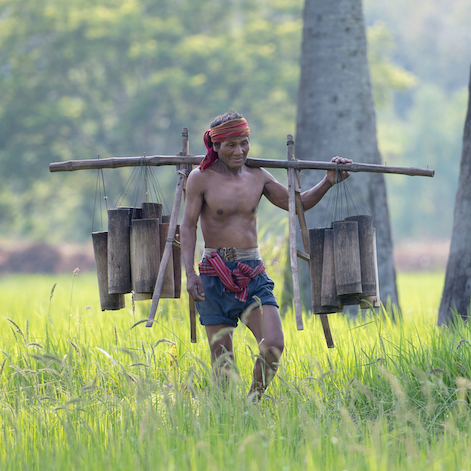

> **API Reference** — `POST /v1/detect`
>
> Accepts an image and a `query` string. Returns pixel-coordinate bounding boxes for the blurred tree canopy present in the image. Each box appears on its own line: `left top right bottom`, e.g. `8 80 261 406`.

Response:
0 0 469 243
0 0 303 241
364 0 471 241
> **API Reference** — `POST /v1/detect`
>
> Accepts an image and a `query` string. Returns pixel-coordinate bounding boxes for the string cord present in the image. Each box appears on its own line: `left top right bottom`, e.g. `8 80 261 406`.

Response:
322 163 371 227
113 155 171 214
92 156 108 233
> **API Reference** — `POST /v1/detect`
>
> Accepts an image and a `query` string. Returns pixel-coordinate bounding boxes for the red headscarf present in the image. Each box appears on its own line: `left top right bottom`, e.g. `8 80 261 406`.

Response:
199 118 250 170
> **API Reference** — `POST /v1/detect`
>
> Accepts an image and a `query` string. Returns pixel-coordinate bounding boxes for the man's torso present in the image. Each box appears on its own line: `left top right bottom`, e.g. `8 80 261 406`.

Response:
199 165 267 249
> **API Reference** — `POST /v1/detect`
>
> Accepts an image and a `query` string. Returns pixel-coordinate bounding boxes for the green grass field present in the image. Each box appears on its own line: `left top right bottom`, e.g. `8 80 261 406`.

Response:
1 264 470 471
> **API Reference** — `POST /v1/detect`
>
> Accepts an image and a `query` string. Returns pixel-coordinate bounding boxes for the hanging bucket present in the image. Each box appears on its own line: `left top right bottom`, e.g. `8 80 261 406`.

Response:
108 207 133 294
360 228 381 309
345 215 377 297
158 214 180 298
333 220 362 296
132 207 142 220
159 222 175 298
309 228 337 315
130 218 160 296
141 202 162 221
321 229 342 310
92 231 125 311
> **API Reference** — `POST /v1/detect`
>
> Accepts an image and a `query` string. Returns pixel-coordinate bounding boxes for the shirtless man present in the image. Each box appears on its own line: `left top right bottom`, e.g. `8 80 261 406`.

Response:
180 111 351 400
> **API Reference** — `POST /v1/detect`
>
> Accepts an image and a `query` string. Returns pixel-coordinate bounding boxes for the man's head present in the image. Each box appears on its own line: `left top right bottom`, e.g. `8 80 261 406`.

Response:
199 111 251 170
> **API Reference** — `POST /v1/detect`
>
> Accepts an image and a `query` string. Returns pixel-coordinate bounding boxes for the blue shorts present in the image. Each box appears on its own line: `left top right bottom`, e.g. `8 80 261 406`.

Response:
196 259 279 327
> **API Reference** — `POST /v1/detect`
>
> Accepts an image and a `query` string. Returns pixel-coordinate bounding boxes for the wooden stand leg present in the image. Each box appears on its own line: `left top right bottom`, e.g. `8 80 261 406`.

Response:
319 314 334 348
189 297 197 343
146 128 189 328
287 135 304 330
288 134 335 348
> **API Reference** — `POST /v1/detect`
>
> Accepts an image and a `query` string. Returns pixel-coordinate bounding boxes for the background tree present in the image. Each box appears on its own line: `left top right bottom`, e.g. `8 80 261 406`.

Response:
0 0 468 259
438 64 471 325
294 0 399 309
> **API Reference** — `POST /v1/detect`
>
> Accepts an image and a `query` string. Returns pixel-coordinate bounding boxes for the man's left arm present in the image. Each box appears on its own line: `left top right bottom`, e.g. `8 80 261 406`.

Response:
263 156 352 212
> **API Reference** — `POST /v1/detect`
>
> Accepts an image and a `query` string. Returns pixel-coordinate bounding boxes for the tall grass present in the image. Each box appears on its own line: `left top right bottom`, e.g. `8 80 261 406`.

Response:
1 262 470 470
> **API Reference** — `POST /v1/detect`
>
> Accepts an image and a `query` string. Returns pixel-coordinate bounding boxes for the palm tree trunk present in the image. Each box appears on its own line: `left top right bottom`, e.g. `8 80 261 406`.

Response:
295 0 399 312
438 64 471 325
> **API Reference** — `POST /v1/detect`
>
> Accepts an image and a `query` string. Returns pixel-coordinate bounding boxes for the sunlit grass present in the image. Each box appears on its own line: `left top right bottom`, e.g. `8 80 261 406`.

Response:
1 265 470 470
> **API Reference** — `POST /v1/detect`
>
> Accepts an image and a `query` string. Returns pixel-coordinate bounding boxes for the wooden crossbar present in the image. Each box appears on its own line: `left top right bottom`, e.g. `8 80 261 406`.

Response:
50 155 435 177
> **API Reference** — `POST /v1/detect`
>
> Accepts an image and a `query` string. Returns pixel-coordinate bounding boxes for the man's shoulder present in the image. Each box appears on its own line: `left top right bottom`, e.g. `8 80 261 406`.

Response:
249 166 276 182
188 167 211 183
186 167 209 195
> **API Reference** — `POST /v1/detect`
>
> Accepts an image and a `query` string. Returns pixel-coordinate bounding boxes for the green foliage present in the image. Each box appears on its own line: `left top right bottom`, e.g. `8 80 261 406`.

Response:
379 85 467 240
1 269 471 469
0 0 304 241
364 0 471 241
367 21 418 109
0 0 440 243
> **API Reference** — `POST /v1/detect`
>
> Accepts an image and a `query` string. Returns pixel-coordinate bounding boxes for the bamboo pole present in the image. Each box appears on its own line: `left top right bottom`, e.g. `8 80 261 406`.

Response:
146 129 189 328
181 150 197 343
289 138 334 347
287 136 304 331
49 155 435 177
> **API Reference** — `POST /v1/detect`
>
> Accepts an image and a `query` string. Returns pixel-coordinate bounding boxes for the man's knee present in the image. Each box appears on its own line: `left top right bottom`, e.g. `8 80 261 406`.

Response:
260 339 284 364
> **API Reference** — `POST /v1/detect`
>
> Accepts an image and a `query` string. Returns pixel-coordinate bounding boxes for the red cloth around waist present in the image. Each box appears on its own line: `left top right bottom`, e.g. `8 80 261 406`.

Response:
198 252 265 302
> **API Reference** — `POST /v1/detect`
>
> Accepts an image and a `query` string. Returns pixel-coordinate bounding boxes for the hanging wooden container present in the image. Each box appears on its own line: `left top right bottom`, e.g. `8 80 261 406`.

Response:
108 207 133 294
321 229 343 310
309 228 337 315
92 231 125 311
332 220 362 296
361 228 381 308
159 222 175 298
160 214 181 298
130 218 160 298
131 207 142 220
345 215 377 297
141 202 162 221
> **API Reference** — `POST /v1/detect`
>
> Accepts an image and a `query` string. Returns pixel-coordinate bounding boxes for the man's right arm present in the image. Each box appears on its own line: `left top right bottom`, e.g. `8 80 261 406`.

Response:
180 170 206 301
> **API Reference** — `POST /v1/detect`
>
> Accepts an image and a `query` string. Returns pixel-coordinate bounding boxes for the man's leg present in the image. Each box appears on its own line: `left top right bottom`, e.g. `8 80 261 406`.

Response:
244 305 284 400
205 324 236 388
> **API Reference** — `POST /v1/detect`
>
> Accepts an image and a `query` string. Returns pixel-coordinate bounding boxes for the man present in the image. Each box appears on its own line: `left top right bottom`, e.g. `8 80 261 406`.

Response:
180 111 351 401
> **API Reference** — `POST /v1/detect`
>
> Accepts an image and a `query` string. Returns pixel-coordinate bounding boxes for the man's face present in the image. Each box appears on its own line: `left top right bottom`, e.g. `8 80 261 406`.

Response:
213 136 250 169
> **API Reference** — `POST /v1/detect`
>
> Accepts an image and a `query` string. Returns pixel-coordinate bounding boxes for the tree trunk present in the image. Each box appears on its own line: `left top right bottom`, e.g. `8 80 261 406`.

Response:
294 0 399 311
438 64 471 325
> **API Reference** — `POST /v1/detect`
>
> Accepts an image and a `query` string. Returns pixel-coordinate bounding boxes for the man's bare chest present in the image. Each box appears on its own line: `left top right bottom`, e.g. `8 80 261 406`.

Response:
203 175 264 216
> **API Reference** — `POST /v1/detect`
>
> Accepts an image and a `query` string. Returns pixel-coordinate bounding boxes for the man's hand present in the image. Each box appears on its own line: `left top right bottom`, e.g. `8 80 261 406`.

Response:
327 156 353 186
187 273 205 302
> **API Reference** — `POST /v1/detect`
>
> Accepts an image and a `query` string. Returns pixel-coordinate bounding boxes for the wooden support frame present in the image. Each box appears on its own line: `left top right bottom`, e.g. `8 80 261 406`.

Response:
49 128 434 346
146 128 190 328
287 135 334 348
287 135 304 331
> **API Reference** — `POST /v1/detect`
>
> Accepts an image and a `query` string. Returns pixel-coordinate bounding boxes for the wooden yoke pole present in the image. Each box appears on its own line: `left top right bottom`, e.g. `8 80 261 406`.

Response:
287 136 304 330
146 128 189 328
182 155 197 344
50 156 435 178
